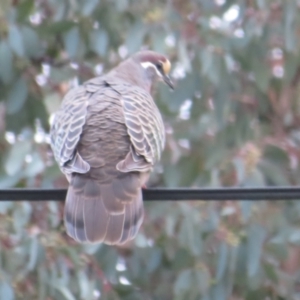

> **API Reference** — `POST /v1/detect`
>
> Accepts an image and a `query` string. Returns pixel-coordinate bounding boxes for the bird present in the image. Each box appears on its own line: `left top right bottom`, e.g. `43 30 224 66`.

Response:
50 50 174 245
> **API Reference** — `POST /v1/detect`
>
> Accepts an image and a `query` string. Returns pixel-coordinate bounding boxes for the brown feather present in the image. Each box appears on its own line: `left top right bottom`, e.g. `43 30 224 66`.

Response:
51 51 169 245
64 174 144 244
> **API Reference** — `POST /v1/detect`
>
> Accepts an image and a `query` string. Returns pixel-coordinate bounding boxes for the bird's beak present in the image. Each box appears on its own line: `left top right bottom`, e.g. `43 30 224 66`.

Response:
163 74 174 90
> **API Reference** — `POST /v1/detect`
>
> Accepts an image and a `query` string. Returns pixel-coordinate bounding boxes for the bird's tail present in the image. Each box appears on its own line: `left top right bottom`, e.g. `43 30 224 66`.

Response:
64 173 144 244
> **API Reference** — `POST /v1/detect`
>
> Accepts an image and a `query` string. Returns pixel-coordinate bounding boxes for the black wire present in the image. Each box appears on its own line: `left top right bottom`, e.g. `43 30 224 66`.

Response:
0 187 300 201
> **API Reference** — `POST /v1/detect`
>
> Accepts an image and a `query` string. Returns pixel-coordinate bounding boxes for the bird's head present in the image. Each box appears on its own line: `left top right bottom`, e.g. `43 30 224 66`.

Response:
132 51 174 90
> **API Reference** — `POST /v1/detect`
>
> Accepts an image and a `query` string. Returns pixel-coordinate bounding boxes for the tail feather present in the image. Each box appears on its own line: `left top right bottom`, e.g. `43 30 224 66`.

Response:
120 189 143 243
101 183 125 214
104 214 125 244
112 172 141 201
82 190 109 242
64 173 144 244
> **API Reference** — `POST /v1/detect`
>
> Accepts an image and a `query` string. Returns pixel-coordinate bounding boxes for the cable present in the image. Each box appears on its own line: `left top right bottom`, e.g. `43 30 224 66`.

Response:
0 187 300 201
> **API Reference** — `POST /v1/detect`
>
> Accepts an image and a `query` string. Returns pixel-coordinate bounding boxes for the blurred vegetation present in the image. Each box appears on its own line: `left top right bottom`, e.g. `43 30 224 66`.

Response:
1 0 300 299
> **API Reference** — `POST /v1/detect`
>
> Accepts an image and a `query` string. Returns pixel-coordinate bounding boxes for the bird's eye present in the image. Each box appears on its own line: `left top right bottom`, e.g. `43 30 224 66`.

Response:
156 62 163 71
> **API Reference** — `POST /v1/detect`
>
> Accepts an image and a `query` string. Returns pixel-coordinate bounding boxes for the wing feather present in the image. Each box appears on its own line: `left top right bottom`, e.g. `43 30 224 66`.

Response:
120 87 165 165
50 86 90 174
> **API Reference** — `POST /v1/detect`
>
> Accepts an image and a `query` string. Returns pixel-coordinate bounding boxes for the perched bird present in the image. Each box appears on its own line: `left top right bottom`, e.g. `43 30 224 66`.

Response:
50 51 174 245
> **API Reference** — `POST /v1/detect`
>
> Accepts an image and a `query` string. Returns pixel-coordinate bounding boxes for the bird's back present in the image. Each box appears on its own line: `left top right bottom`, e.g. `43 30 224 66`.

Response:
50 50 170 245
53 76 151 244
77 77 131 184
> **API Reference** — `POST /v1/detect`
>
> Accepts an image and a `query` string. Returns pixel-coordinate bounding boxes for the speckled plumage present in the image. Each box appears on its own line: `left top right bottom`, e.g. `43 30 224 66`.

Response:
50 51 172 244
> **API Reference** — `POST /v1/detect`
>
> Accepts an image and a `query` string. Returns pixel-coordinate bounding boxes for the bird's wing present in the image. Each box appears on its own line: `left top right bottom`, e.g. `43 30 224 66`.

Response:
50 85 90 175
107 81 165 172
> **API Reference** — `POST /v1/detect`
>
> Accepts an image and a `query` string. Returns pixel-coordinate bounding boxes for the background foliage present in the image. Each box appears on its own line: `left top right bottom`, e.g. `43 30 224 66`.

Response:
1 0 300 299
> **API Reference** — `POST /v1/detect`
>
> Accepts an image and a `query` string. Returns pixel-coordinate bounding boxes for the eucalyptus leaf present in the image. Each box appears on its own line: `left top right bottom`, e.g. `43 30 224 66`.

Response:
0 281 14 300
24 152 45 177
216 242 228 282
17 0 34 22
0 40 13 84
21 26 42 58
195 269 210 294
211 281 226 300
77 270 90 299
89 29 109 57
4 140 31 176
8 24 25 57
240 201 252 222
179 216 202 256
81 0 99 16
27 237 39 271
6 76 28 115
174 269 193 295
247 224 266 278
12 202 32 233
42 21 75 34
56 286 76 300
0 201 13 214
284 2 297 52
63 27 80 58
251 55 269 92
125 21 146 53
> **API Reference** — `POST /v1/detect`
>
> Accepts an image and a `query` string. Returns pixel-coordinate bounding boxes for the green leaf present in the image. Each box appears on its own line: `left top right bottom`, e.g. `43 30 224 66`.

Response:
0 40 13 84
151 30 167 53
146 248 162 273
8 24 25 57
0 281 14 300
201 50 224 85
263 263 278 283
240 201 253 222
0 173 22 188
27 237 39 271
163 164 182 187
95 246 118 278
216 242 228 282
38 266 47 300
0 0 10 14
233 158 246 184
172 248 193 271
174 269 192 295
13 202 32 232
81 0 99 16
17 0 34 22
259 160 290 186
56 286 76 300
252 55 269 92
44 93 61 114
0 201 13 214
63 27 80 58
178 214 202 256
4 140 31 176
21 26 42 58
115 0 128 11
125 21 146 53
49 67 75 84
243 169 265 187
77 270 91 299
24 152 45 177
6 76 28 115
211 281 226 300
195 269 210 294
247 224 266 277
43 21 75 34
284 2 297 52
89 29 109 57
201 48 214 76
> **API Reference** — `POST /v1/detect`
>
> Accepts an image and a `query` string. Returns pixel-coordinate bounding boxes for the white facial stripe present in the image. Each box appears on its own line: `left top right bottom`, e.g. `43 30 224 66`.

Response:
141 62 162 77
